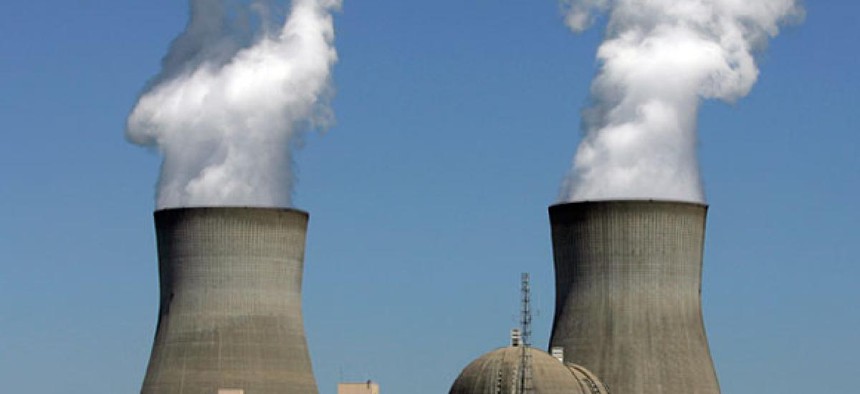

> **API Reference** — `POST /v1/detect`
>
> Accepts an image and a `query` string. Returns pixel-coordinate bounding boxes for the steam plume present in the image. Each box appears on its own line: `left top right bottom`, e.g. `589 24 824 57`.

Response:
559 0 802 202
127 0 340 209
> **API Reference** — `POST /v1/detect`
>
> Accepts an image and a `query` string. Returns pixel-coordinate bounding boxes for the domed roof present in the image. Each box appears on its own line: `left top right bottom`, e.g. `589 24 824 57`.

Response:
449 346 610 394
566 364 611 394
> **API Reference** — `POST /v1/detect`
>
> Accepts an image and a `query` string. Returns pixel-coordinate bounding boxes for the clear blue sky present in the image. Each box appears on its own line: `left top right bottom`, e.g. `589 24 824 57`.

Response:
1 1 857 393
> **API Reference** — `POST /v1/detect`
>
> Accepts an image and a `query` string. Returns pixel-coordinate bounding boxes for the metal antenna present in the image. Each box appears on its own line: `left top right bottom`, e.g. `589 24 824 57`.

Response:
520 273 532 348
517 273 533 394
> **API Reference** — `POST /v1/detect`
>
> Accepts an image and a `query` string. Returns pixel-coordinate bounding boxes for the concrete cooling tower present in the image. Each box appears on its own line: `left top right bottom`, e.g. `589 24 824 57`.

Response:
548 200 720 394
141 207 318 394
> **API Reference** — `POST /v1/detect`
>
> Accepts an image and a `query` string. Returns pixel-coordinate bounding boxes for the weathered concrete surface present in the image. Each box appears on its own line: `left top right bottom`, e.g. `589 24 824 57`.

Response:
141 207 318 394
449 346 609 394
549 200 720 394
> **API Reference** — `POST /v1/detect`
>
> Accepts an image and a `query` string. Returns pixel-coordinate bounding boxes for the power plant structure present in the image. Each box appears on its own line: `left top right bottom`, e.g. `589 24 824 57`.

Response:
548 200 720 394
449 274 610 394
135 201 722 394
338 381 380 394
140 207 318 394
449 342 610 394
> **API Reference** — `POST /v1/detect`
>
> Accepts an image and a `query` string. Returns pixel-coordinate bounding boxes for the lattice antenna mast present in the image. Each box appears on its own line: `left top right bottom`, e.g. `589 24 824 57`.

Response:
520 273 532 347
517 273 533 394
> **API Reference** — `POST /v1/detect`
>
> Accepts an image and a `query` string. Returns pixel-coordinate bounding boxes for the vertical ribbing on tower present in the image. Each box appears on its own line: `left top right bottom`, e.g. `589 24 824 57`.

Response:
141 207 319 394
548 200 720 394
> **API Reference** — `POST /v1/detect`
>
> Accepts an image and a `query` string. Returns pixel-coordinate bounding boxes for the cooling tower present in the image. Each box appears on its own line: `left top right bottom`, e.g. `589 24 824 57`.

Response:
141 207 318 394
548 200 720 394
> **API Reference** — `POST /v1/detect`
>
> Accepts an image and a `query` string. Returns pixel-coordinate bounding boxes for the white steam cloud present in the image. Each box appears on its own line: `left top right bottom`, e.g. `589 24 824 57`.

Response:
559 0 803 202
127 0 340 209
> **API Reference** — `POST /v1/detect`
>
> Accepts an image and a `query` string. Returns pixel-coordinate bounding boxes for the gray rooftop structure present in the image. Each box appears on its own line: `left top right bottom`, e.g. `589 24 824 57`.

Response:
548 200 720 394
449 346 609 394
140 207 318 394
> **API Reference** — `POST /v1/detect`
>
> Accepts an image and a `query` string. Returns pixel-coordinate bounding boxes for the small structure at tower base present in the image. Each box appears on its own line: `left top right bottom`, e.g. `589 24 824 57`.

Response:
338 381 380 394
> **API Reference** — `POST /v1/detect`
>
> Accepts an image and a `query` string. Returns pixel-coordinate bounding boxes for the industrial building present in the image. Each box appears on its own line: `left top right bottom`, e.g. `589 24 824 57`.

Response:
338 381 380 394
450 200 721 394
449 275 610 394
140 207 318 393
136 200 721 394
548 200 720 393
449 334 609 394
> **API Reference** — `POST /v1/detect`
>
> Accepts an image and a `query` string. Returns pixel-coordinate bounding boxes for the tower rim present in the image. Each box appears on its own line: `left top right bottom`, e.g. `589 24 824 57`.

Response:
550 199 708 211
153 206 309 218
